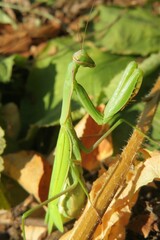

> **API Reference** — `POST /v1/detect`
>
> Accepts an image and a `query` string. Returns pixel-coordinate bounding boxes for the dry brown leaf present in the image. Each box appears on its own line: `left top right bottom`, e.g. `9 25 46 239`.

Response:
141 212 157 238
128 210 158 238
0 209 12 225
92 165 140 239
1 102 21 140
75 105 113 171
112 0 147 7
3 151 52 202
23 225 47 240
92 151 160 239
0 20 61 56
135 152 160 191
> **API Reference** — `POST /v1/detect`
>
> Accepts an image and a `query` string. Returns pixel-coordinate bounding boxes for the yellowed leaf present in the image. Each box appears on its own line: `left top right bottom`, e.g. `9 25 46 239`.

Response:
141 212 158 238
23 225 47 240
93 152 160 239
135 152 160 191
93 168 140 240
3 151 52 202
75 105 113 171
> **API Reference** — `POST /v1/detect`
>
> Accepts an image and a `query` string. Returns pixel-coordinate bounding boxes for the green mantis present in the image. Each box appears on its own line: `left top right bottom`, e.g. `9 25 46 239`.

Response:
22 48 143 239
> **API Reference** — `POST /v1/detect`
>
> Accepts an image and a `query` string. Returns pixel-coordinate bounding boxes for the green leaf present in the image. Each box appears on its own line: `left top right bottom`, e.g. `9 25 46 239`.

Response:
0 9 17 28
0 181 10 209
0 55 15 83
0 156 4 174
92 6 160 56
150 104 160 148
0 127 6 155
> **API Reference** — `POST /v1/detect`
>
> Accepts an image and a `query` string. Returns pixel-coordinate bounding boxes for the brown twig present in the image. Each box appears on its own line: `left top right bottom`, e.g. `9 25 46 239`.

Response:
60 77 160 240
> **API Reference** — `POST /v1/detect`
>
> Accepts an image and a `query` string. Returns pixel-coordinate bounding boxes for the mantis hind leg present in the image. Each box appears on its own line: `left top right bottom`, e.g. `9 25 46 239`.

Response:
21 183 77 240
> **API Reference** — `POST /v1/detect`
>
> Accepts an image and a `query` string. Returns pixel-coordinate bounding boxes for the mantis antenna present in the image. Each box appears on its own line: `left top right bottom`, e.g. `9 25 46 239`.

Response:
81 1 96 50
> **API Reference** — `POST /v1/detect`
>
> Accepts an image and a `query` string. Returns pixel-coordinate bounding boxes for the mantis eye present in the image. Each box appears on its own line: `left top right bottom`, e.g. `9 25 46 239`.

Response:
73 49 96 68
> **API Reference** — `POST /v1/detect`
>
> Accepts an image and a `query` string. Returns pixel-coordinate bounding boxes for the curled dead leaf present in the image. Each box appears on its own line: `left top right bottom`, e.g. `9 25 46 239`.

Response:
75 105 113 171
3 151 52 202
92 151 160 239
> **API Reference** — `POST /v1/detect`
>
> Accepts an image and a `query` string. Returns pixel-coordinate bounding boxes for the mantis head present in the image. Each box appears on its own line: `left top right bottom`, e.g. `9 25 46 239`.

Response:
73 49 96 68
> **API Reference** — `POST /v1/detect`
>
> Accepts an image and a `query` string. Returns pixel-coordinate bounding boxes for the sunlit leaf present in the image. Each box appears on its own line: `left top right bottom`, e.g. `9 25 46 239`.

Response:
92 6 160 56
0 55 15 83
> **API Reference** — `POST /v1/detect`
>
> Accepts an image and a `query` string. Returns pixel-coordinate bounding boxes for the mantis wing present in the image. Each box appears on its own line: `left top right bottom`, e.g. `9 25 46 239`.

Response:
45 127 71 233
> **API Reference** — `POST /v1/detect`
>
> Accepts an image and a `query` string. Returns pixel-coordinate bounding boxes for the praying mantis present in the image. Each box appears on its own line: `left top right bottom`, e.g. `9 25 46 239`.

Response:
22 46 143 239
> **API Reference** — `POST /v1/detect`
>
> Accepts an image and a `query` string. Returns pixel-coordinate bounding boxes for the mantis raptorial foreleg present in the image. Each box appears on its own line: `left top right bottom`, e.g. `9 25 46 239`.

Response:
22 48 143 239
